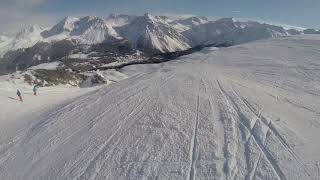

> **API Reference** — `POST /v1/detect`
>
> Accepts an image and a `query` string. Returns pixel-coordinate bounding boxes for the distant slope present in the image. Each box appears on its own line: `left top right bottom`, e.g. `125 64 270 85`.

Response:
0 35 319 179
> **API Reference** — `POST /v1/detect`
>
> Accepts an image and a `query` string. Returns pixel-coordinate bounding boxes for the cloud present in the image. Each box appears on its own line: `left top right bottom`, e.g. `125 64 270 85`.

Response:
0 0 56 35
232 10 241 13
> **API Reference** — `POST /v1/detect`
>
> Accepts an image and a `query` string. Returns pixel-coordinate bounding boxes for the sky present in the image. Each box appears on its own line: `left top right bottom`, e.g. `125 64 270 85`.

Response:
0 0 319 34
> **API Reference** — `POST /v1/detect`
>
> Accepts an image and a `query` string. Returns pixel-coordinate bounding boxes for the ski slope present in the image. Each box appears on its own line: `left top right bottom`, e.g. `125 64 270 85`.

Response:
1 35 320 179
0 82 99 140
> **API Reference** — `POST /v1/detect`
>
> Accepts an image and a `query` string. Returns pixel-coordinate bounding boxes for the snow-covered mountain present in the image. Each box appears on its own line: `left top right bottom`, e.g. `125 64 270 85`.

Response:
40 16 79 39
116 13 191 53
1 13 307 78
0 25 44 57
183 18 289 46
0 13 304 57
41 16 122 44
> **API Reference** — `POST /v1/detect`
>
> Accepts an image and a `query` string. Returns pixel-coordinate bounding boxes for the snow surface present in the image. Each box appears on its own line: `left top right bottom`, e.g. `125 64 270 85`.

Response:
0 35 320 179
0 81 99 140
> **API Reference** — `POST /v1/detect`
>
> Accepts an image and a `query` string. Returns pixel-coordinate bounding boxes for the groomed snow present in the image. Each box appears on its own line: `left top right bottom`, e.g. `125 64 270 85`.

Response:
0 35 320 179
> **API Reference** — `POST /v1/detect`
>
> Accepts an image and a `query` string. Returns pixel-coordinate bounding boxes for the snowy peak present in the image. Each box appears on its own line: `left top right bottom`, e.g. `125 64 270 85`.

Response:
143 13 156 23
42 16 121 44
72 16 107 36
61 16 79 31
70 16 122 43
42 16 79 37
118 13 190 53
143 13 163 24
0 13 311 57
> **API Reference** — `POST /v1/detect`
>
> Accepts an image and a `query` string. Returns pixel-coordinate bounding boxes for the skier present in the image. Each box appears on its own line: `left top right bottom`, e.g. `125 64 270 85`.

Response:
33 84 39 96
17 89 23 102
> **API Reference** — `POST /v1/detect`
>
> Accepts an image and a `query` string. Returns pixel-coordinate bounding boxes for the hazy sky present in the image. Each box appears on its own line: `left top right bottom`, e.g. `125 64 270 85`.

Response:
0 0 319 34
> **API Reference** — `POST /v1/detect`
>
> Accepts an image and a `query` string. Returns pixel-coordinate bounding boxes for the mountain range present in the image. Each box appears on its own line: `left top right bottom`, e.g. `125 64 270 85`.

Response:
0 13 318 82
1 13 313 57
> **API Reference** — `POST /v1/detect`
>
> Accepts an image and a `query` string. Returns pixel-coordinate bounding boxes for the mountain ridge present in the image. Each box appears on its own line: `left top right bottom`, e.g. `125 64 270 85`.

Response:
1 13 319 82
0 13 312 58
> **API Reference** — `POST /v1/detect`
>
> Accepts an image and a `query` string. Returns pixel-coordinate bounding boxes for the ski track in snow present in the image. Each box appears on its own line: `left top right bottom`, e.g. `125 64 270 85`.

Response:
0 36 320 179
